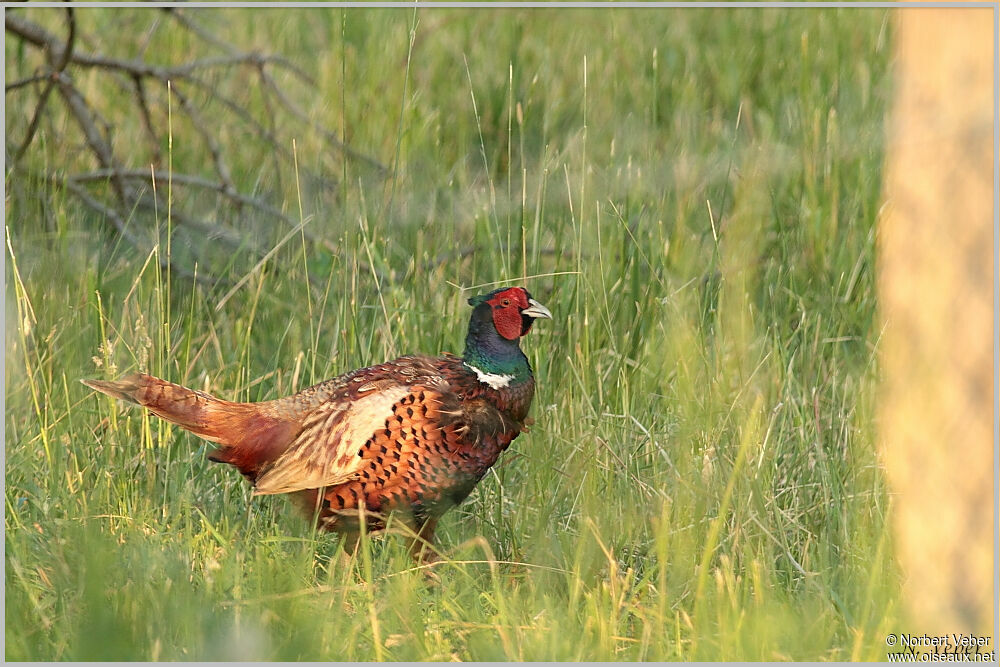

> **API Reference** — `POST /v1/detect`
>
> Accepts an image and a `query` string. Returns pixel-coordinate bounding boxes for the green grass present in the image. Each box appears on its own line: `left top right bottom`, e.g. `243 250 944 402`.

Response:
6 7 898 660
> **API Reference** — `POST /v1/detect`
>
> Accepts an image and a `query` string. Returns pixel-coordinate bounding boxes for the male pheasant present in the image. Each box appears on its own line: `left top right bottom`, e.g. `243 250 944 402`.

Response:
83 287 551 561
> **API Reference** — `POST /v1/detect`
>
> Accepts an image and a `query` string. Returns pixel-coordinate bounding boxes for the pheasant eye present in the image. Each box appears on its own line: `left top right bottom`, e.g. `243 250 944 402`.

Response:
501 298 511 307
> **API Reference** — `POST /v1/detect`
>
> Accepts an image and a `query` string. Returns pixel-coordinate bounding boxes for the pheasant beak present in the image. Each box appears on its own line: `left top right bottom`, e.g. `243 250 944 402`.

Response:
522 298 552 320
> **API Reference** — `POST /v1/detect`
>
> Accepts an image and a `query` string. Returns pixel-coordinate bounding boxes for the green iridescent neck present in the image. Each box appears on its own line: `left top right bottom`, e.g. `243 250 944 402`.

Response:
463 303 532 384
462 343 531 383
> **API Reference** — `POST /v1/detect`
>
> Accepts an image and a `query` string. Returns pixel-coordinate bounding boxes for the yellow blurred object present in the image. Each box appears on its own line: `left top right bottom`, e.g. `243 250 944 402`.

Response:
879 6 994 635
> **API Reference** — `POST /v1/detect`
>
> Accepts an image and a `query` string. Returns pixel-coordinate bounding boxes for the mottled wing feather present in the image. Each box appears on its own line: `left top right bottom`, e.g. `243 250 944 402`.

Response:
253 385 411 495
311 388 510 519
249 352 525 503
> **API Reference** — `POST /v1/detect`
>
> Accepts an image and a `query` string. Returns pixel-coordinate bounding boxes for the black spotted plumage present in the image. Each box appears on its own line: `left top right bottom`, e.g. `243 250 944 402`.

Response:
82 286 552 561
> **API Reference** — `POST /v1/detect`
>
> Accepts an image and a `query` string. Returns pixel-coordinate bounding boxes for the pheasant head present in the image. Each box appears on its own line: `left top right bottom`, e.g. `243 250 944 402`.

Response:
463 286 552 388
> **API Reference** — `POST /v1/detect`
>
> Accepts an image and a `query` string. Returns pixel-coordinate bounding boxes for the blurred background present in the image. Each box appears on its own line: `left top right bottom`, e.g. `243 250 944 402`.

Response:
4 6 992 661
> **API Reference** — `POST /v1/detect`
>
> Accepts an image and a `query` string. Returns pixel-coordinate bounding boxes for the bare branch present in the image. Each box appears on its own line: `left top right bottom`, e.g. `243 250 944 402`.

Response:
162 7 238 56
61 178 224 288
5 13 52 50
53 7 76 72
13 83 57 163
6 72 52 92
6 16 313 85
67 167 385 284
131 75 163 164
164 9 315 83
7 9 391 288
54 73 129 204
258 66 388 174
7 12 384 173
11 9 75 162
168 83 236 195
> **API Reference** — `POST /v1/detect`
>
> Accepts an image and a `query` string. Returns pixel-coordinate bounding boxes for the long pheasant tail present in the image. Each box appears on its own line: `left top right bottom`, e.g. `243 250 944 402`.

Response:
82 373 242 443
81 376 146 405
81 373 304 481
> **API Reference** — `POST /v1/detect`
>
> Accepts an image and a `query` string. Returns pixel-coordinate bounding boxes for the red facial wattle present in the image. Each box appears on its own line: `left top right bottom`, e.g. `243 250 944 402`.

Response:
488 288 530 340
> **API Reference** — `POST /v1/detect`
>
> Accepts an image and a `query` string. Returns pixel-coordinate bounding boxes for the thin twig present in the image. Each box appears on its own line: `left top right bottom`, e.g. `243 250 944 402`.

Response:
69 168 371 275
6 72 52 92
62 179 223 287
13 81 57 163
73 168 296 230
131 74 162 164
54 73 128 203
131 197 262 252
168 83 236 195
12 8 75 163
258 66 388 173
6 14 311 85
255 64 285 194
162 8 238 56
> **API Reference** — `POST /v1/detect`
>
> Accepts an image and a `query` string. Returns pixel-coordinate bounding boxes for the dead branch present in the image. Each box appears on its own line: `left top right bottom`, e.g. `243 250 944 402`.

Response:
162 8 238 56
61 178 222 288
7 8 389 288
11 8 74 162
7 14 315 87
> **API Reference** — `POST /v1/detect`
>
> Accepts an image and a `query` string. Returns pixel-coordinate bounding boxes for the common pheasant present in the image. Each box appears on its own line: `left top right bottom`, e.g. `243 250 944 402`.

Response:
83 286 551 561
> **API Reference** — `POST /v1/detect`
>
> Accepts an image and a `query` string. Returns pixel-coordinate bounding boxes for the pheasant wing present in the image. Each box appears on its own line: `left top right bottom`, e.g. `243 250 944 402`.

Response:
252 382 413 495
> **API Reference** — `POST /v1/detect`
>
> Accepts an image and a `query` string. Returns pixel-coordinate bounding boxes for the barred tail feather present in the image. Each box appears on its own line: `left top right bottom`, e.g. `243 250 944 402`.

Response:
82 373 239 442
81 373 302 481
